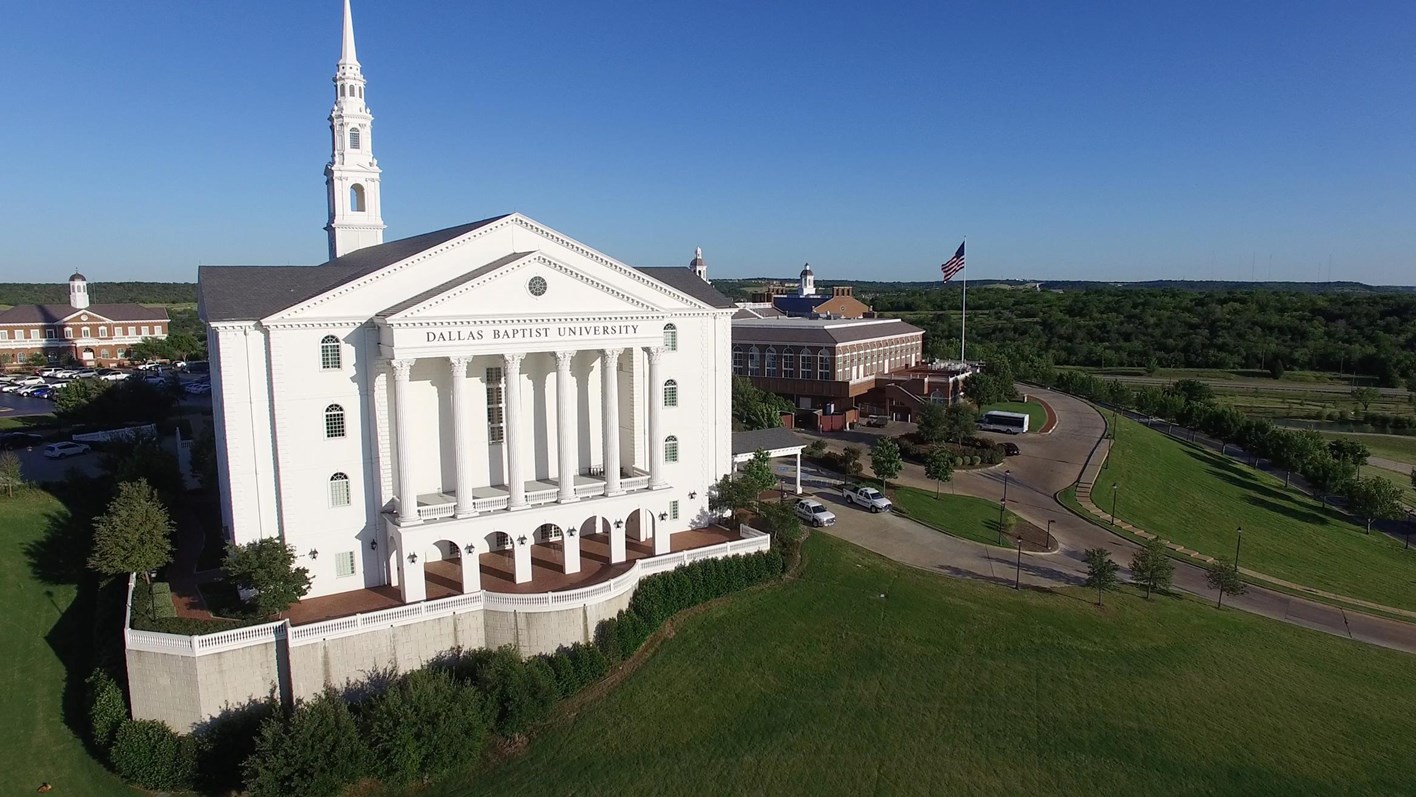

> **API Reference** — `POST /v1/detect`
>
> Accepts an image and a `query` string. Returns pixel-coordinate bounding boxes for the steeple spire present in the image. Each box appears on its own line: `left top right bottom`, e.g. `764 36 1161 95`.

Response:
325 0 384 259
339 0 358 66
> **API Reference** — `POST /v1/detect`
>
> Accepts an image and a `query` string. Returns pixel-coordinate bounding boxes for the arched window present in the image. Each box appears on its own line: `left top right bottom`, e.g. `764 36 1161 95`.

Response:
747 345 760 375
324 404 346 438
732 346 745 374
329 473 351 507
765 346 778 377
349 127 361 149
339 84 346 97
320 335 341 369
663 379 678 407
664 435 679 463
536 523 563 542
663 323 678 351
349 183 365 212
493 532 511 549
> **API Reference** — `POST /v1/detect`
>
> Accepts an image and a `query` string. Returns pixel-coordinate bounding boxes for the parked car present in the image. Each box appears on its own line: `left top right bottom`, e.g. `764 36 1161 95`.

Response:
74 369 98 379
17 384 48 396
1003 442 1021 457
30 387 54 400
0 432 43 450
183 361 211 374
55 368 78 378
864 416 889 428
136 361 163 371
43 442 91 459
39 367 62 377
184 382 211 395
97 369 129 381
13 375 44 387
842 484 893 513
794 498 837 527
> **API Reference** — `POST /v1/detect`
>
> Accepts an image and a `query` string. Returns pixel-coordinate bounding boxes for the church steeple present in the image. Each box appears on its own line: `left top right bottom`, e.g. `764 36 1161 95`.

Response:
325 0 385 260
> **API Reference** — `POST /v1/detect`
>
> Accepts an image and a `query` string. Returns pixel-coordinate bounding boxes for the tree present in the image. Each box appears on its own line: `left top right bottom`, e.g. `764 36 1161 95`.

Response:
1083 548 1120 606
963 368 1015 407
0 449 21 497
924 448 953 497
88 480 174 618
223 538 313 619
941 403 978 443
738 449 778 508
869 438 902 491
1344 476 1404 534
1328 438 1370 468
1302 456 1356 503
1206 559 1247 608
1351 386 1379 414
1129 538 1174 599
916 402 947 444
708 473 755 522
53 378 113 420
840 446 864 482
1167 378 1215 405
103 433 185 503
26 352 46 367
244 690 367 797
731 377 792 431
1268 357 1285 380
189 424 218 488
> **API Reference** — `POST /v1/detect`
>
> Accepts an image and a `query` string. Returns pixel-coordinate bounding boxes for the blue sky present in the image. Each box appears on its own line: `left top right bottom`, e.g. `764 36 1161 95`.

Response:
3 1 1415 284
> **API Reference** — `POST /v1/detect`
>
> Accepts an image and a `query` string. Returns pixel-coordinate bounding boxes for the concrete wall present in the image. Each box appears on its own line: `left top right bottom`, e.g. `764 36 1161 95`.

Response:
126 642 282 733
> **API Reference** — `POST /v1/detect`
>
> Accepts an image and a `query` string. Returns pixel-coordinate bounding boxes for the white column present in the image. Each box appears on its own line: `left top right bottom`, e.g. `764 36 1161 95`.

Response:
601 348 623 495
460 544 481 593
610 518 626 564
391 359 420 525
513 533 533 584
555 350 578 503
563 528 581 575
503 353 527 510
646 346 667 489
449 356 474 518
396 533 426 603
795 451 802 494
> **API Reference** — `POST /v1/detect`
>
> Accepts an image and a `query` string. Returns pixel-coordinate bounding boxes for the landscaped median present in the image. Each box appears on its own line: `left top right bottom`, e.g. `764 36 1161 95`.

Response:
890 486 1052 551
1070 414 1416 616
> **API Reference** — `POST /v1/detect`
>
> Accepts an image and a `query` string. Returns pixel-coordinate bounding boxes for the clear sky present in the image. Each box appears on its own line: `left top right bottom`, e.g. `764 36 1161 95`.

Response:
3 1 1415 285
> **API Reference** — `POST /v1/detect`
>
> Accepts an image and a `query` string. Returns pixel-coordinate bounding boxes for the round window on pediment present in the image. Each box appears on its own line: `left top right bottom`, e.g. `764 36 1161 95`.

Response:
80 314 89 321
527 276 548 297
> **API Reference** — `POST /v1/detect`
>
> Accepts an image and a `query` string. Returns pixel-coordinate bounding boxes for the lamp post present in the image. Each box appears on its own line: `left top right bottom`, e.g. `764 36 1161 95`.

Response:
1234 526 1243 569
1110 483 1118 526
1406 510 1413 551
1046 519 1054 548
1003 469 1012 503
997 498 1006 546
1014 535 1023 590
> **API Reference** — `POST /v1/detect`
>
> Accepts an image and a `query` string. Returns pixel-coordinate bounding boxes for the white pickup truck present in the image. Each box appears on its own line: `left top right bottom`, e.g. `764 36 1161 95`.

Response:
842 484 892 513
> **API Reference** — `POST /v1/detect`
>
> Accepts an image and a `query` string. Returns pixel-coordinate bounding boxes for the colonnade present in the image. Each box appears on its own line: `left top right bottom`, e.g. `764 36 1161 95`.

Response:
389 346 667 524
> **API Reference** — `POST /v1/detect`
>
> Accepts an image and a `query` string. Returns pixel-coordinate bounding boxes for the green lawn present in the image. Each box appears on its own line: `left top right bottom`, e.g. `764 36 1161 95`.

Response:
0 490 134 795
892 486 1021 547
411 534 1416 796
1322 432 1416 468
0 413 55 431
1107 415 1416 610
982 400 1048 433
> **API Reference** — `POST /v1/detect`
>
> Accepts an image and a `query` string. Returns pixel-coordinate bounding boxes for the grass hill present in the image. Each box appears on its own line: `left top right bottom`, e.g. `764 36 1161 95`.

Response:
412 534 1416 796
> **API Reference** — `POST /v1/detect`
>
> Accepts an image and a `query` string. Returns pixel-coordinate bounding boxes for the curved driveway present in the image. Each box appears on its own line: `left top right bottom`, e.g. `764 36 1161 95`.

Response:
806 386 1416 655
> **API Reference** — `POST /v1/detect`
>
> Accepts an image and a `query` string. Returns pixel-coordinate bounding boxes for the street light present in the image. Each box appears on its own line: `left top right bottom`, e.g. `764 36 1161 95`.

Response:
1046 519 1054 548
998 498 1006 546
1014 535 1023 590
1003 469 1012 503
1234 526 1243 569
1110 483 1119 526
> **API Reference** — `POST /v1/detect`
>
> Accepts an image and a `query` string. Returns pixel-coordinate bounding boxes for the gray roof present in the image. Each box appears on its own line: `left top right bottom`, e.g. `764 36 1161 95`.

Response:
732 317 923 346
0 303 168 324
634 267 735 309
200 216 735 322
199 216 508 322
732 426 806 456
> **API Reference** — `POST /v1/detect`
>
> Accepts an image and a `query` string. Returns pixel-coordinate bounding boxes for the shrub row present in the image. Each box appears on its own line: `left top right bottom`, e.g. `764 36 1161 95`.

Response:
896 435 1003 467
595 550 785 663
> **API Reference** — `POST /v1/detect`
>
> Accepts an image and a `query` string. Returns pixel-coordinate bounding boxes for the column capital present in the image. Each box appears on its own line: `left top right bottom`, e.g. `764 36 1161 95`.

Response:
502 352 525 372
554 350 576 369
390 358 414 380
447 355 472 372
600 347 624 360
645 346 667 364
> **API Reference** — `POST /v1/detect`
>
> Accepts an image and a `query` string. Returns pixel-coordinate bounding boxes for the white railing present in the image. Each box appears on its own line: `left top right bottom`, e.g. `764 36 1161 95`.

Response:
740 523 769 538
622 475 650 491
288 591 485 647
126 534 774 654
472 495 509 512
526 487 559 506
574 482 606 498
417 502 457 521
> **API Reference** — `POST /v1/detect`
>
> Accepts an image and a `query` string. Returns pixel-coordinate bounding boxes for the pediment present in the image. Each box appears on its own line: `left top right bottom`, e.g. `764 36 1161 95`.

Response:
380 251 665 322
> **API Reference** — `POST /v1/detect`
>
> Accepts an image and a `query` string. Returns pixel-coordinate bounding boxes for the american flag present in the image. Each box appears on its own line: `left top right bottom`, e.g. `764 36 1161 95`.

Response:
940 241 965 282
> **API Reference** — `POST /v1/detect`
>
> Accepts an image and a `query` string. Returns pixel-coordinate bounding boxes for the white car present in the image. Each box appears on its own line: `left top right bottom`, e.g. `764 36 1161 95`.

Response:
794 498 837 527
17 384 49 396
842 485 893 513
13 376 45 387
39 368 62 377
74 369 98 379
43 442 91 459
97 369 129 381
55 369 78 378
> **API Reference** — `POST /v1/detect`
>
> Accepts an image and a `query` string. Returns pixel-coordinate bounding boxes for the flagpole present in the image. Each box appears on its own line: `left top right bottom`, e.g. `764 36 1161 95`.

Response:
959 237 968 362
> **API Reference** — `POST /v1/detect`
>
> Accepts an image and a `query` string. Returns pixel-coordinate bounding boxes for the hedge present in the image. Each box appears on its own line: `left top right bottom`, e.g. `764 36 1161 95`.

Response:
85 668 127 754
243 690 367 797
109 719 198 791
363 669 489 786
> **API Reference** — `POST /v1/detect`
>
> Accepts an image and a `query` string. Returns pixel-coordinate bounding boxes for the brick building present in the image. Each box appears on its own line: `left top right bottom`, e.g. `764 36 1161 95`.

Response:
0 273 170 367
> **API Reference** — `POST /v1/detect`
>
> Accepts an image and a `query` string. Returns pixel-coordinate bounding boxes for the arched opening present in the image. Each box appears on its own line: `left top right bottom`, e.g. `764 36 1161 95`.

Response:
349 183 365 213
422 540 462 599
81 347 94 362
626 508 655 548
529 523 565 576
320 335 341 370
475 530 518 589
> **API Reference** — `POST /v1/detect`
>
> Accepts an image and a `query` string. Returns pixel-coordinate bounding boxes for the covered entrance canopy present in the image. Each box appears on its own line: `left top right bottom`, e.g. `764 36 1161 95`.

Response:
731 426 807 495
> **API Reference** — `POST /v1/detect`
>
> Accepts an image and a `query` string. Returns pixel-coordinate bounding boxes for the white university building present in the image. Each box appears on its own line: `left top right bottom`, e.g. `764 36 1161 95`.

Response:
198 1 737 606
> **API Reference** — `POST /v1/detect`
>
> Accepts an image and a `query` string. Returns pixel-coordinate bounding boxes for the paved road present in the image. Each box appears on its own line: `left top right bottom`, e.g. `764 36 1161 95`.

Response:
803 386 1416 655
